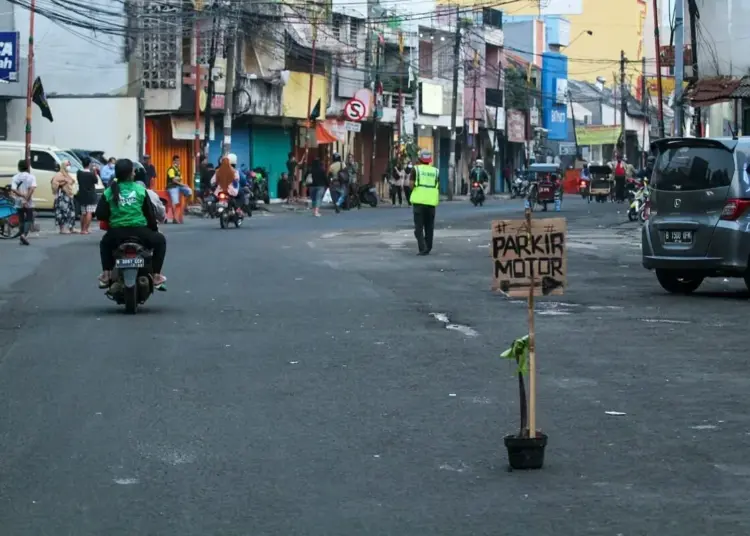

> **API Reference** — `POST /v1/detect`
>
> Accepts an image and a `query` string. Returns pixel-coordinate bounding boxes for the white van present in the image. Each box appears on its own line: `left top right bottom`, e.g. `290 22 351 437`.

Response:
0 141 104 211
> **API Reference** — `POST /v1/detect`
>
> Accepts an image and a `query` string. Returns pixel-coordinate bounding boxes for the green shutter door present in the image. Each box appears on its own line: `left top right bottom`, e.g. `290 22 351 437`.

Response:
250 126 291 199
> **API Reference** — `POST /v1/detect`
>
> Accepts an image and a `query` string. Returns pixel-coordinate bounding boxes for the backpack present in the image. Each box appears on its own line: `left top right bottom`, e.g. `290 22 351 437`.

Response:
337 167 350 184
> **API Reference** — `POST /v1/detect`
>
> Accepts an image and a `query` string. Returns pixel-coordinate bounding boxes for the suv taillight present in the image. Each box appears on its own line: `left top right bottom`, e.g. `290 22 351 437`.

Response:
720 199 750 220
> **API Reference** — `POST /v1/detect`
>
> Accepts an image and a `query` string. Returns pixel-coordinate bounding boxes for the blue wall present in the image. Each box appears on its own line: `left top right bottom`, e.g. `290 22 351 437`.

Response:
541 52 569 141
207 119 251 169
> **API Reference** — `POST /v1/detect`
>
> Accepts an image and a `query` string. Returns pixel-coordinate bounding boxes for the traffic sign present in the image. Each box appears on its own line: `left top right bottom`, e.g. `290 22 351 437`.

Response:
344 121 361 132
343 98 366 121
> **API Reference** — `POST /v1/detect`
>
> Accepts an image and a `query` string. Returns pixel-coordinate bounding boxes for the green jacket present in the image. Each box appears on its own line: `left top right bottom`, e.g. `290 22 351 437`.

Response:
103 181 148 228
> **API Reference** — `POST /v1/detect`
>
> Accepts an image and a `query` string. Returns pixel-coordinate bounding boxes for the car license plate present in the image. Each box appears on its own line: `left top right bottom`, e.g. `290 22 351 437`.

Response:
664 230 693 244
116 258 144 269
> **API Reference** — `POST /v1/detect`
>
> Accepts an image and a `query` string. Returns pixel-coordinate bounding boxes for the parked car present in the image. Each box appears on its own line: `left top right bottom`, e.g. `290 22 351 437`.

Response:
0 142 104 211
642 136 750 294
67 149 106 166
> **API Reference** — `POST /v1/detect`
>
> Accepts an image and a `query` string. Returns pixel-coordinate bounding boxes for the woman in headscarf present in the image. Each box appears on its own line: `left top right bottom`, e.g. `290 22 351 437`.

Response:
210 153 242 213
51 160 78 234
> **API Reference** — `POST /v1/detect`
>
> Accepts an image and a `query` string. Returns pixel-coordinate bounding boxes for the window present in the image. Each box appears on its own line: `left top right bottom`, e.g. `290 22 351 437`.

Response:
652 145 735 191
419 41 433 78
349 20 360 45
437 47 453 79
141 1 180 90
332 15 343 41
31 150 58 172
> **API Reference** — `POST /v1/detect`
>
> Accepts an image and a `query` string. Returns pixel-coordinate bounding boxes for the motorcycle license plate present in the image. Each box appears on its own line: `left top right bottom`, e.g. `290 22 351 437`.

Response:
116 258 145 269
369 187 377 193
538 186 551 194
217 202 228 208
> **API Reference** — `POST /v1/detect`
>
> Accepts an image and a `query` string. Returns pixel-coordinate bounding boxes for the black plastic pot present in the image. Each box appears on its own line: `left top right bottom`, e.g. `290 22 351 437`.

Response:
504 433 548 470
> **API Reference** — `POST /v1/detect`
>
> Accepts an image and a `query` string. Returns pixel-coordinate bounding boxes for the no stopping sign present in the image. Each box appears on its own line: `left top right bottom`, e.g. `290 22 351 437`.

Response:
344 98 366 121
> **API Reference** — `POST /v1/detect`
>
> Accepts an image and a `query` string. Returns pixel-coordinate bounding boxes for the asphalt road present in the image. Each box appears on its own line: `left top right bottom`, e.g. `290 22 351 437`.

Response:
1 198 749 535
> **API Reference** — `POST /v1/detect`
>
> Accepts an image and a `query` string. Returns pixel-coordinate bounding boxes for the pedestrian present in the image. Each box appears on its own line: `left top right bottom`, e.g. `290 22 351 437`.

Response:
51 160 78 234
614 154 626 203
409 149 439 255
166 155 192 223
100 157 116 187
328 152 348 213
10 159 36 246
286 151 298 201
278 172 291 202
142 155 157 189
308 158 328 217
403 161 414 206
390 162 405 206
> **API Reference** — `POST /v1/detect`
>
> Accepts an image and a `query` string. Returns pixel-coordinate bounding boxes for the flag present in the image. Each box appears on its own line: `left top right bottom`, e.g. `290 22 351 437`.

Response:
309 98 321 121
32 77 53 122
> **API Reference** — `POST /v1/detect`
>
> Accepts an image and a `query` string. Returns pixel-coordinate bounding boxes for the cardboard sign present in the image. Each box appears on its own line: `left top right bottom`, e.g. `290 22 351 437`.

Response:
491 218 567 297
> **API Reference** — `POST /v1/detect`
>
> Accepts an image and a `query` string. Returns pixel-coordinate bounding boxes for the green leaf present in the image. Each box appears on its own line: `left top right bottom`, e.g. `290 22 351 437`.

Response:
500 335 530 375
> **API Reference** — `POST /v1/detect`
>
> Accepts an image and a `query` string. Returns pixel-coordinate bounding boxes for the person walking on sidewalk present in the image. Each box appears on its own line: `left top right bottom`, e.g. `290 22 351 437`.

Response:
11 159 36 246
77 157 99 234
409 149 439 256
390 162 405 206
51 160 78 234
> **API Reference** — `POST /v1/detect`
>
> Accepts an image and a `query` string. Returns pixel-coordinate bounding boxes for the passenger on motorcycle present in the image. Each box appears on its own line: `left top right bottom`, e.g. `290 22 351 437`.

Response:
211 154 242 213
96 158 167 289
470 159 489 199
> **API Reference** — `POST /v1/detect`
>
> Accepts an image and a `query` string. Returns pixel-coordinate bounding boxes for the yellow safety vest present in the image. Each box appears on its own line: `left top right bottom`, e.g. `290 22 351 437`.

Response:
410 164 439 206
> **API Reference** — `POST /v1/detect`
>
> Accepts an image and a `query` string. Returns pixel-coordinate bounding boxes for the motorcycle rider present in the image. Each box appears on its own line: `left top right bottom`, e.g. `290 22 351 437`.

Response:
469 159 489 202
96 158 167 289
409 149 440 256
211 154 242 213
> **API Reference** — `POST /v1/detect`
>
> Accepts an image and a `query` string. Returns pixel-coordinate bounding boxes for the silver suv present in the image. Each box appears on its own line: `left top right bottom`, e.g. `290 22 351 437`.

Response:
642 137 750 294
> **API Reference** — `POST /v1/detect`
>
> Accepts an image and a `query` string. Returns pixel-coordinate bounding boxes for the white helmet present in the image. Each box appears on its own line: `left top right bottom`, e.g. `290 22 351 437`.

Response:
227 153 238 166
475 159 484 167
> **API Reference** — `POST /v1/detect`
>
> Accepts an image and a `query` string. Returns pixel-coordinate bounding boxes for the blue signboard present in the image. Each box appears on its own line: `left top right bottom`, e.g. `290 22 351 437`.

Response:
0 32 19 83
541 52 569 141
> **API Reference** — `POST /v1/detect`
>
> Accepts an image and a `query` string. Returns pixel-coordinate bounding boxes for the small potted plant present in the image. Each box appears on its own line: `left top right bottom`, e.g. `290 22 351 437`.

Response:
501 335 547 470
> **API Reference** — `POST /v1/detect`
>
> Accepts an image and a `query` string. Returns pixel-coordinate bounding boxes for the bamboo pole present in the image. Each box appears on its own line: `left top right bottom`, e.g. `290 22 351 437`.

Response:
525 206 537 438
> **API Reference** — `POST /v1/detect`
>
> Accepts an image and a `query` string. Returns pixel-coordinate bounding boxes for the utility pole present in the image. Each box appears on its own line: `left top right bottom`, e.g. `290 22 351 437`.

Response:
620 50 627 154
302 5 318 183
447 5 462 200
491 59 502 194
641 55 648 166
369 36 382 186
471 49 479 161
203 14 218 156
674 0 684 136
397 31 404 163
193 18 202 180
688 0 700 136
652 0 665 138
24 0 36 166
222 29 236 156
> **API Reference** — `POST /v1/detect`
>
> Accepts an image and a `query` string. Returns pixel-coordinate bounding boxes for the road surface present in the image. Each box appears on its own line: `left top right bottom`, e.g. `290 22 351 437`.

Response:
0 198 748 535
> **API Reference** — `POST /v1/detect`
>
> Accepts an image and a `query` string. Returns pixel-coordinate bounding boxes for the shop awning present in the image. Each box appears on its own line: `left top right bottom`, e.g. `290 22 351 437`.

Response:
575 125 620 146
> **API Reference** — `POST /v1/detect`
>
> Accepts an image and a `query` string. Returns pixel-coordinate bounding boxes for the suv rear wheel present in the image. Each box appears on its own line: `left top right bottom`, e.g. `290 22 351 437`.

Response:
655 270 704 295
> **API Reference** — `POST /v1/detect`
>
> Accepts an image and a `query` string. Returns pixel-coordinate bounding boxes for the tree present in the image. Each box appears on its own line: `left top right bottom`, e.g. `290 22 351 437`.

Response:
504 66 531 110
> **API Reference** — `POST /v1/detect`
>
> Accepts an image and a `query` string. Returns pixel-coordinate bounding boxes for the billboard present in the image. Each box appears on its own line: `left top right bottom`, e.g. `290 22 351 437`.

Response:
503 0 582 16
0 32 19 83
541 52 569 141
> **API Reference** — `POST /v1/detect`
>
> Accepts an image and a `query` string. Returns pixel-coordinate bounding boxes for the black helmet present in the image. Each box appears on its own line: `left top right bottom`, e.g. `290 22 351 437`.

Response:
332 152 342 162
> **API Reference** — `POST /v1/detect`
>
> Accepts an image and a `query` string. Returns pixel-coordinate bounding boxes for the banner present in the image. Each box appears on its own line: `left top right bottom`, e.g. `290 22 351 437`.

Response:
575 125 619 146
507 110 526 143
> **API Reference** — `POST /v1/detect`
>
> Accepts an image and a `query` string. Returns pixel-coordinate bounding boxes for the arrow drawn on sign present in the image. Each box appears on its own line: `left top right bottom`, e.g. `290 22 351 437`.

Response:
499 276 564 296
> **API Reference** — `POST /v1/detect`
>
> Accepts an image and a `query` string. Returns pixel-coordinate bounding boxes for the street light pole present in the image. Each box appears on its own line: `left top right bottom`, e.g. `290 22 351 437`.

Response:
24 0 36 166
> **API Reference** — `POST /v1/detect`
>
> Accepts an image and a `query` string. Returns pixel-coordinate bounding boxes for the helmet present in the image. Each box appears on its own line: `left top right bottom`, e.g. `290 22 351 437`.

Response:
332 152 342 162
418 149 432 165
227 153 238 166
475 159 484 168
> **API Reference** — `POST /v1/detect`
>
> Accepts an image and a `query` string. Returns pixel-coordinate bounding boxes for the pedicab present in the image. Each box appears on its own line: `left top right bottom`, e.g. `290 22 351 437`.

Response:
588 164 613 203
526 163 562 212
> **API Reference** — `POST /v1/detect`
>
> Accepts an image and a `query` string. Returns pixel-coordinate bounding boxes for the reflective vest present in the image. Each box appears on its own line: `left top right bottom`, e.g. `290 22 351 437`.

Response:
410 164 439 206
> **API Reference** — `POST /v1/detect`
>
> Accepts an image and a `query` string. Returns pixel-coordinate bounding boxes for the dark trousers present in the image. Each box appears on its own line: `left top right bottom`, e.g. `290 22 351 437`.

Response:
17 207 33 235
614 176 626 202
413 203 436 253
390 184 403 205
100 226 167 273
403 186 412 206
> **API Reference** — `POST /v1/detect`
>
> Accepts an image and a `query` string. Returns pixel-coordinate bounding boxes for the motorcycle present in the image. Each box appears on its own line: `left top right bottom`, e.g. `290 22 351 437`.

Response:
470 181 485 206
628 184 649 223
251 168 271 205
353 183 378 208
216 192 244 229
107 240 156 314
579 179 591 201
0 185 21 239
510 175 529 199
